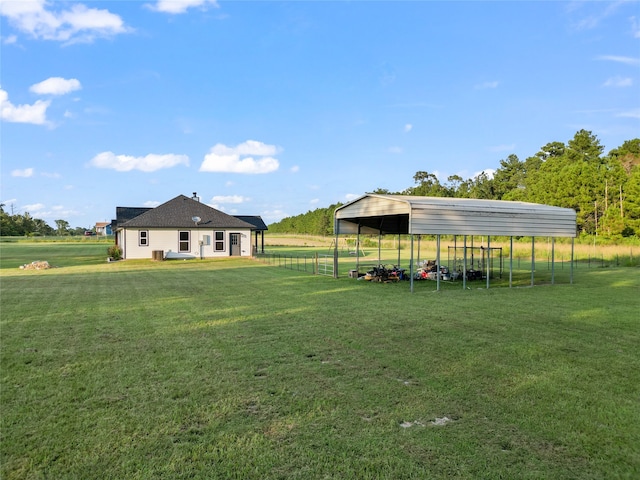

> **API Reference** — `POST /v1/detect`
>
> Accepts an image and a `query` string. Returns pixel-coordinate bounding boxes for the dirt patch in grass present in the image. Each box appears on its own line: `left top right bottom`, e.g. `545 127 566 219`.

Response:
19 260 51 270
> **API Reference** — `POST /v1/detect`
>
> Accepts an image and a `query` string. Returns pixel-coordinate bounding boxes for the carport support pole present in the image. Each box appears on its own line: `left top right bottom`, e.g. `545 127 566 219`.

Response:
509 237 513 288
378 222 382 266
436 234 441 291
397 232 401 266
486 236 491 289
551 237 555 285
531 237 535 287
334 231 339 278
410 234 415 293
356 228 361 273
570 238 574 284
463 235 467 290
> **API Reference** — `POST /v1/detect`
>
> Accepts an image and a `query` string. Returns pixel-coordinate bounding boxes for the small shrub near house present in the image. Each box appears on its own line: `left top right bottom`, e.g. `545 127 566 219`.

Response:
107 245 122 261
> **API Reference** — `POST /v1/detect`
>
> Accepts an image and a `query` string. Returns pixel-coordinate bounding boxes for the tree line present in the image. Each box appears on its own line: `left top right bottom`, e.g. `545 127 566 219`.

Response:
268 203 343 236
269 130 640 237
0 205 90 236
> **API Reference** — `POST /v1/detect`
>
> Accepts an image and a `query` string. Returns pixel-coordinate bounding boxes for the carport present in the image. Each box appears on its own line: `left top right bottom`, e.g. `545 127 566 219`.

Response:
333 194 577 292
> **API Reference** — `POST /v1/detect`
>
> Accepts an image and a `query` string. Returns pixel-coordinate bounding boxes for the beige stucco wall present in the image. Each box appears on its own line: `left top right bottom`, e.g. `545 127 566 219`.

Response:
120 228 253 259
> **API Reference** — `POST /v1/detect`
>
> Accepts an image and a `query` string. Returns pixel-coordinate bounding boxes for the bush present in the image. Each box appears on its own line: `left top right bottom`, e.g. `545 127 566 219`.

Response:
107 245 122 260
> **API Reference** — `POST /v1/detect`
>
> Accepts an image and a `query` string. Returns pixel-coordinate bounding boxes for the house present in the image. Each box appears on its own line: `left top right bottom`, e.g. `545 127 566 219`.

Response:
112 194 266 260
94 222 112 236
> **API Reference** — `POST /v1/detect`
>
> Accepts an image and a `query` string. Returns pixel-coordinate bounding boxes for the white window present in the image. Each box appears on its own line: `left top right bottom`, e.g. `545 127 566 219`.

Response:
139 230 149 246
179 231 190 252
214 231 225 251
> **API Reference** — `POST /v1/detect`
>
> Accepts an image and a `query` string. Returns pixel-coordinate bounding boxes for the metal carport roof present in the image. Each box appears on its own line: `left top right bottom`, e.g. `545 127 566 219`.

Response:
334 194 576 238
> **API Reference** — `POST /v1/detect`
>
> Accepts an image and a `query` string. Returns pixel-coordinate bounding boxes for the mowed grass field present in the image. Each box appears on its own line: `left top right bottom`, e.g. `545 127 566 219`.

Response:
1 242 639 479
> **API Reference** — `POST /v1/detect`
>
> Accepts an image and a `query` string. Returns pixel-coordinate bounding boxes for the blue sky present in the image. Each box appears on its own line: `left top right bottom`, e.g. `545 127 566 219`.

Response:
1 0 639 228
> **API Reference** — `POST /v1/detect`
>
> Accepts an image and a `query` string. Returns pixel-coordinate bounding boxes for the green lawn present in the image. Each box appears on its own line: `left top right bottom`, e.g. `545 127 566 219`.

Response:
1 243 639 479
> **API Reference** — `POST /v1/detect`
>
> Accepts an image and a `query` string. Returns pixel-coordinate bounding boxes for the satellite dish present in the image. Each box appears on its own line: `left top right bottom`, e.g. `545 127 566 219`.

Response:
192 216 201 225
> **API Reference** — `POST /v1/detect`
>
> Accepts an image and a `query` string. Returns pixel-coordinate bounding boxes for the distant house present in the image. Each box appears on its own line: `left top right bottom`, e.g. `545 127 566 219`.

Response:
112 194 267 260
94 222 112 236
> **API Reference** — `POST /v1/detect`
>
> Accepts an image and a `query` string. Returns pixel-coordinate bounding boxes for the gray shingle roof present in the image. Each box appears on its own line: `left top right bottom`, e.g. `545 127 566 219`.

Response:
119 195 256 229
234 215 268 231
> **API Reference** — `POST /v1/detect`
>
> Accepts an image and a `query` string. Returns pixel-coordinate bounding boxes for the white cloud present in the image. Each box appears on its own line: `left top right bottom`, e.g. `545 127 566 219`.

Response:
2 34 17 44
30 77 81 95
261 208 288 223
290 165 300 173
568 1 623 31
23 202 45 212
0 0 129 43
404 123 413 132
143 200 161 207
632 16 640 38
603 76 633 87
1 88 50 124
596 55 640 66
210 195 249 204
11 168 35 177
345 193 360 202
388 146 403 154
199 140 281 174
148 0 219 14
310 198 320 204
89 151 190 172
616 109 640 119
474 81 499 90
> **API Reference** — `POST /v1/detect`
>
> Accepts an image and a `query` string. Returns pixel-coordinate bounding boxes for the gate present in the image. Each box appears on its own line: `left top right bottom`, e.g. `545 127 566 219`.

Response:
317 254 334 277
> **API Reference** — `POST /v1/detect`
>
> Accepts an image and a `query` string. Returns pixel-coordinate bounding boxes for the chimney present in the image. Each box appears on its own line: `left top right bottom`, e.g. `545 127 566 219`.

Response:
192 192 200 202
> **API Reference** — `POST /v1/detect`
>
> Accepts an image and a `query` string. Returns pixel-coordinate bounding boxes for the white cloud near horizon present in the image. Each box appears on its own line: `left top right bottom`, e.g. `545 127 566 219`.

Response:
0 0 129 43
603 76 633 87
23 202 45 212
0 89 50 124
199 140 281 174
11 167 35 177
30 77 81 95
89 151 190 172
148 0 219 14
